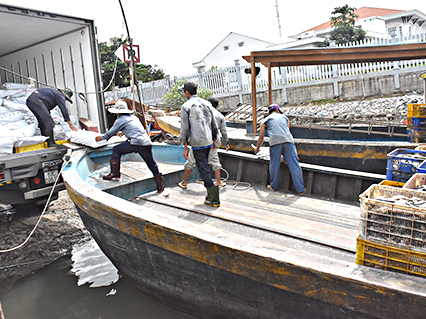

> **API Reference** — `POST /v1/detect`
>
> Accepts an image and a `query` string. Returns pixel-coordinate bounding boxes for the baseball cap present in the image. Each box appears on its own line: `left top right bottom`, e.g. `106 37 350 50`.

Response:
208 97 219 108
178 81 197 94
268 104 283 114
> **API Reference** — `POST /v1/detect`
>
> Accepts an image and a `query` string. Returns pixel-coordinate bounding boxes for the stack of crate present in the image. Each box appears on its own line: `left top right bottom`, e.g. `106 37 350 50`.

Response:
386 148 426 183
407 103 426 142
357 176 426 277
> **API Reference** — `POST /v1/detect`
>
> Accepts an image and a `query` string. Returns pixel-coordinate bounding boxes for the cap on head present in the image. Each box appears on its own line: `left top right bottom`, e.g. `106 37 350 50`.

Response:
60 88 73 104
268 103 282 114
208 97 219 108
178 81 197 95
108 100 133 114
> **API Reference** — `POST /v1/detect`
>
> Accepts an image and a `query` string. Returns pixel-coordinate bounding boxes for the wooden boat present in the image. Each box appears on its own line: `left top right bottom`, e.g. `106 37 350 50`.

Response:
155 115 416 174
62 143 426 319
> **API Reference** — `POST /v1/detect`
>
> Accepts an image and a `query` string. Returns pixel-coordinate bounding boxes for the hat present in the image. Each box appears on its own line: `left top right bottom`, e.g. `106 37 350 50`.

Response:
108 100 133 114
268 104 282 114
208 97 219 108
60 88 73 104
178 81 197 95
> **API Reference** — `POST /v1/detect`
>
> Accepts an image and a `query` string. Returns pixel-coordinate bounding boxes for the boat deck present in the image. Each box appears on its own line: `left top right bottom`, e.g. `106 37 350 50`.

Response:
89 159 360 263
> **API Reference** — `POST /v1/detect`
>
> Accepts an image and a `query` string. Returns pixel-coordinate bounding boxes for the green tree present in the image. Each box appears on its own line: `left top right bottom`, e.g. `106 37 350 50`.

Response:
326 5 366 46
99 36 165 90
162 79 212 107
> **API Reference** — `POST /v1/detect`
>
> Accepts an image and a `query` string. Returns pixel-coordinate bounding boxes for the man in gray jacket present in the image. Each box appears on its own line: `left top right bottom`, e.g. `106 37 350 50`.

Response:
178 97 229 189
179 82 220 206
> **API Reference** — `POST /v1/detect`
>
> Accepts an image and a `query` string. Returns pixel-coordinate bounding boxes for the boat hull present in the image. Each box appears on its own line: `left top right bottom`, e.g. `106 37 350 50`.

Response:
62 145 426 319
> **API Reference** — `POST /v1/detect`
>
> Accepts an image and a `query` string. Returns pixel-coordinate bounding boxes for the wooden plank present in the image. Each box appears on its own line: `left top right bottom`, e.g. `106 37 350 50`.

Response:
140 183 359 252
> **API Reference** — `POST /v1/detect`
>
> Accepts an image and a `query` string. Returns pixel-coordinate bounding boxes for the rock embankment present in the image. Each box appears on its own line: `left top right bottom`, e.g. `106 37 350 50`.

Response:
282 94 424 124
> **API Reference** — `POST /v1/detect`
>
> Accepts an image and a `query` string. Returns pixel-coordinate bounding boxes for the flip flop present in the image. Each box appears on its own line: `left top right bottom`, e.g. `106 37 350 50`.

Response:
178 181 187 189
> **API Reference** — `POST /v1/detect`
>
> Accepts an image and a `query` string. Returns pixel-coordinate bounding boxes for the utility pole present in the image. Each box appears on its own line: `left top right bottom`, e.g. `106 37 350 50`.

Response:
275 0 282 37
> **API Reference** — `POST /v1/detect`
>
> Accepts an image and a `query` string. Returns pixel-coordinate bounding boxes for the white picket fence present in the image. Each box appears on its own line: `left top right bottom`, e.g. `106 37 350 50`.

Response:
104 31 426 105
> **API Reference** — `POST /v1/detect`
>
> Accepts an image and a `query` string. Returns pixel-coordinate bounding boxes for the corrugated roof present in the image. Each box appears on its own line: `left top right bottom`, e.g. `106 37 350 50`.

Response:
303 7 404 33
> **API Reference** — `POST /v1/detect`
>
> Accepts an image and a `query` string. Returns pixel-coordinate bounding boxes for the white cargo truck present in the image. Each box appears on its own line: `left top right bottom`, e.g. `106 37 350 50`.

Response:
0 3 107 210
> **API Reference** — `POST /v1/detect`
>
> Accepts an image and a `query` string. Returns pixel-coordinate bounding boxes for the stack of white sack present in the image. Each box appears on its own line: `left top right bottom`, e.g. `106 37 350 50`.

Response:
0 83 79 155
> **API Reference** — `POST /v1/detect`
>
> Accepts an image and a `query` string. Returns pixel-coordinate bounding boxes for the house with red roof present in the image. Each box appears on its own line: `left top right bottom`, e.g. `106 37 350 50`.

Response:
271 7 426 50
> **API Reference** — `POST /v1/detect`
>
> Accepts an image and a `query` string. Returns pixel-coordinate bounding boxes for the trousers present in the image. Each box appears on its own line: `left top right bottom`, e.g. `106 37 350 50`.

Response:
112 141 159 176
26 92 54 136
192 147 214 188
269 142 304 193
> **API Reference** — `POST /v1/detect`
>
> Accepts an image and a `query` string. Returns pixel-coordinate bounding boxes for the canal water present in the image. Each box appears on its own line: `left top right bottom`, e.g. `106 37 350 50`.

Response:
0 239 194 319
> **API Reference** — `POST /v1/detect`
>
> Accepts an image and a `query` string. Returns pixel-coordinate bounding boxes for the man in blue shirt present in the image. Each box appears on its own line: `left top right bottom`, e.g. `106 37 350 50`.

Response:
179 81 220 206
254 104 305 194
95 100 163 193
26 87 78 147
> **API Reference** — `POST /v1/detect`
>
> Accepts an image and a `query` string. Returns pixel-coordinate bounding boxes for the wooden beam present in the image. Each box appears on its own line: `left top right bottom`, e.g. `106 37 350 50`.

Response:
251 55 257 135
243 42 426 67
268 63 272 105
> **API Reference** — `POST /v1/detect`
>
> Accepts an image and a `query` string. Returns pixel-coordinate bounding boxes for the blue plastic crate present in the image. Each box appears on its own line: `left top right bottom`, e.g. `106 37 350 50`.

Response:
408 117 426 126
386 148 426 182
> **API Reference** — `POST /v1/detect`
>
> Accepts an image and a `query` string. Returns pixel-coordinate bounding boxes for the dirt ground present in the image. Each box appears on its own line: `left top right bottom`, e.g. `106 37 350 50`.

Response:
0 190 92 295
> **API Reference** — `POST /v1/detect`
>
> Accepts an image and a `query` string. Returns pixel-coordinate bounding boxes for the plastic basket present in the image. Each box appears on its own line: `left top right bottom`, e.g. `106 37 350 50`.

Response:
359 184 426 250
407 117 426 126
407 104 426 118
386 148 426 182
356 236 426 277
403 173 426 191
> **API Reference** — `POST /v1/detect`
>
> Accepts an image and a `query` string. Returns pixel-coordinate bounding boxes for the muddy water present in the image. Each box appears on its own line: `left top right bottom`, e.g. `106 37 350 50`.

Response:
0 239 193 319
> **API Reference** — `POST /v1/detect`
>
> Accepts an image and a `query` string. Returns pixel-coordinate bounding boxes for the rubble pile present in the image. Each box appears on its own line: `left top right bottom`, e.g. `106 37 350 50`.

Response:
282 94 425 124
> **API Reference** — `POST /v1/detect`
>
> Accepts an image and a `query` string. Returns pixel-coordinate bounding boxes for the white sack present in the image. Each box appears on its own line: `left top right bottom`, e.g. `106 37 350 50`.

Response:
1 83 32 91
14 136 48 148
0 137 15 155
0 111 25 123
0 106 10 115
67 130 107 148
2 99 30 113
3 122 37 138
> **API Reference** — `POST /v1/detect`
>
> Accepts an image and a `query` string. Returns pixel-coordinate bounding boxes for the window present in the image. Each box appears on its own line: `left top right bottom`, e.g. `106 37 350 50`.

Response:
238 41 244 47
388 27 396 37
223 45 229 51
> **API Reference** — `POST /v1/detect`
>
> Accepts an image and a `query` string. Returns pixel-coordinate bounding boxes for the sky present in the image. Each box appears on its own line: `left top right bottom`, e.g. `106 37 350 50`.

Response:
3 0 426 76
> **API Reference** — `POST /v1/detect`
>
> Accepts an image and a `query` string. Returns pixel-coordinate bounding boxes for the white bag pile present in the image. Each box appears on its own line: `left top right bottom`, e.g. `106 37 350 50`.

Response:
0 83 78 155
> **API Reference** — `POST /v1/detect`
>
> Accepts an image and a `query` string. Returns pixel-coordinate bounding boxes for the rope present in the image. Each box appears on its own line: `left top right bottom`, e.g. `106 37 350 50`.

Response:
0 56 120 99
193 168 252 190
0 156 72 253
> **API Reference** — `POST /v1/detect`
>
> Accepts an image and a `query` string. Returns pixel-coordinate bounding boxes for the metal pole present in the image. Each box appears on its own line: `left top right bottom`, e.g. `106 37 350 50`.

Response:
118 0 147 129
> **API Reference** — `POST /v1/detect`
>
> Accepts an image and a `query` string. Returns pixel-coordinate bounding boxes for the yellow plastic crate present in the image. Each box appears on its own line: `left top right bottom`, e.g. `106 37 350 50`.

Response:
14 139 68 153
378 180 404 188
356 237 426 277
15 142 47 153
408 104 426 118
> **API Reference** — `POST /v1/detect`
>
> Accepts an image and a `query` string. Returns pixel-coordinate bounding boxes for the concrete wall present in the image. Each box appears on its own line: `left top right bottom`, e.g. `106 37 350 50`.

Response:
218 68 425 111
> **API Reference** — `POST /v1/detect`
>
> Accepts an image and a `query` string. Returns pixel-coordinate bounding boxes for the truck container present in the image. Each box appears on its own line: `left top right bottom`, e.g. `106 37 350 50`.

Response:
0 3 106 210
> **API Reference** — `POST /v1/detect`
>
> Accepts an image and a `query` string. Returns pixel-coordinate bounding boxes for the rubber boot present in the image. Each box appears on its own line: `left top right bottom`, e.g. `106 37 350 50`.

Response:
154 173 164 193
47 132 60 147
103 159 121 180
204 185 220 207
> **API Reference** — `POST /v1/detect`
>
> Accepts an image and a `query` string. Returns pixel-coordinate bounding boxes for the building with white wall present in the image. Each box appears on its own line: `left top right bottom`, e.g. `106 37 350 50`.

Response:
192 32 274 72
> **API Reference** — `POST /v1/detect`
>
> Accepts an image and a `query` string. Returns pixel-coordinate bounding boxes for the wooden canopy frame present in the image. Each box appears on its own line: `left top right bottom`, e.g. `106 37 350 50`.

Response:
242 42 426 134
